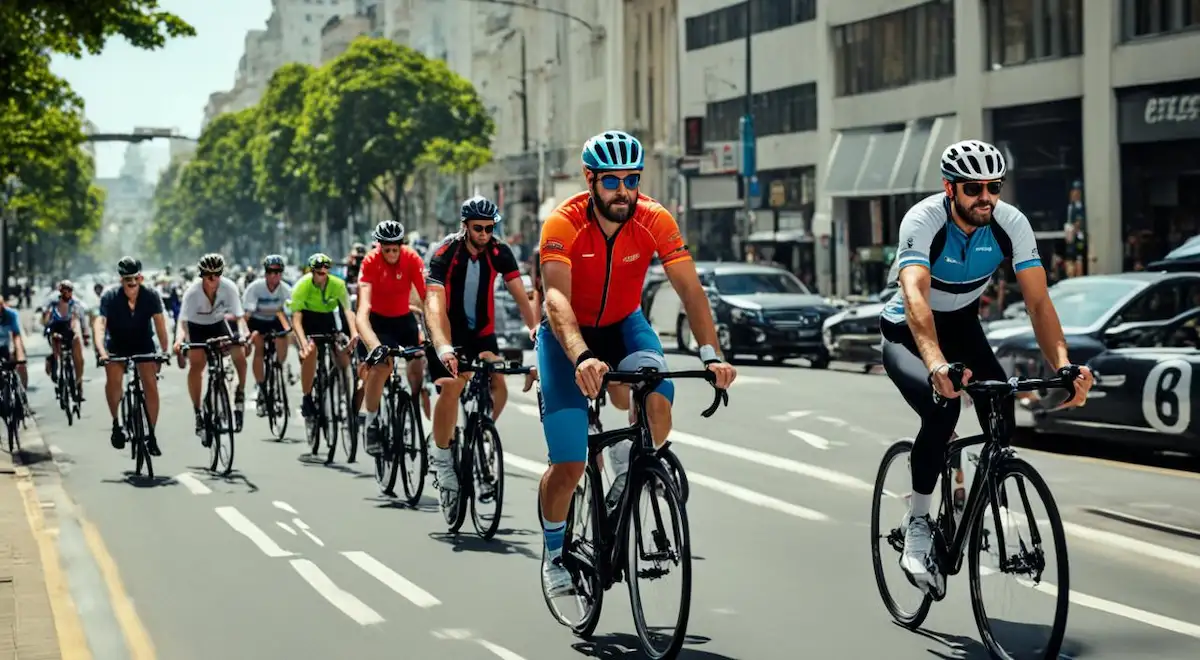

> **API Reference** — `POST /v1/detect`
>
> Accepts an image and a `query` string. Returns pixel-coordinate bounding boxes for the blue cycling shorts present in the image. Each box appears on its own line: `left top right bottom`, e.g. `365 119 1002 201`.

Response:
537 310 674 464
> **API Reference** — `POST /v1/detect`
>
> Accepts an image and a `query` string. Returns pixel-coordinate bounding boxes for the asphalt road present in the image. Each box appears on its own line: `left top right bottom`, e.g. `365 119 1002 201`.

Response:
18 336 1200 659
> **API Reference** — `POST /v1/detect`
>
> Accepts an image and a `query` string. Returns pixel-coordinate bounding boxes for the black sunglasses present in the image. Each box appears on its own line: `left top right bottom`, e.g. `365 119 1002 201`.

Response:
960 181 1003 197
265 268 284 275
468 224 495 234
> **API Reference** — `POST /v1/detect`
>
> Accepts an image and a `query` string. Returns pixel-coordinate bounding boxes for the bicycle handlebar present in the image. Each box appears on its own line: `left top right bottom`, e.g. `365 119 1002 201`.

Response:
932 363 1081 406
263 329 294 340
603 367 730 418
385 345 427 361
458 357 533 376
182 335 245 351
0 360 28 370
103 353 170 365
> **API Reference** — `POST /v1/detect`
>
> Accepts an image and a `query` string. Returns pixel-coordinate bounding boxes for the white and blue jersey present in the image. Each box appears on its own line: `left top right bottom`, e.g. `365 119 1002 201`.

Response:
882 193 1042 325
0 307 22 349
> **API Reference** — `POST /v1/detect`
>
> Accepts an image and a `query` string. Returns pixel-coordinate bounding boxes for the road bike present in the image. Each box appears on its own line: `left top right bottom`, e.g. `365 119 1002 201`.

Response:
544 368 728 660
184 336 245 476
49 332 81 425
305 333 357 464
371 345 428 504
0 360 27 453
441 356 532 539
587 382 690 505
104 353 170 478
259 328 292 441
870 365 1078 659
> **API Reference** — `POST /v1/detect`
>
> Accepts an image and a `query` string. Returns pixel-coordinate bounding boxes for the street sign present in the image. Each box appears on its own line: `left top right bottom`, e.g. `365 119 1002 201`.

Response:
769 180 786 208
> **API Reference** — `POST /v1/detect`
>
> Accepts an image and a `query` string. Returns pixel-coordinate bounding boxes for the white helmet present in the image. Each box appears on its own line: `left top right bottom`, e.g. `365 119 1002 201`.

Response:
940 140 1006 182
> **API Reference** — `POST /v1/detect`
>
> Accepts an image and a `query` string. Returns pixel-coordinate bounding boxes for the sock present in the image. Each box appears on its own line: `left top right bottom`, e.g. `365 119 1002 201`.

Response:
910 491 933 519
542 515 566 559
366 409 378 427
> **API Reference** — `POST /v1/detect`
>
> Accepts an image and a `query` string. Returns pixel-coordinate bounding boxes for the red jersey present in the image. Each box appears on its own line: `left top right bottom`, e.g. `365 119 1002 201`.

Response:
540 191 690 327
359 245 426 317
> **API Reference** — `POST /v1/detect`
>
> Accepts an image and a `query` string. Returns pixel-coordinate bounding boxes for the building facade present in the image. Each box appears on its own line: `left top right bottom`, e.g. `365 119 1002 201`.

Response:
625 0 684 220
320 14 372 62
679 0 1200 296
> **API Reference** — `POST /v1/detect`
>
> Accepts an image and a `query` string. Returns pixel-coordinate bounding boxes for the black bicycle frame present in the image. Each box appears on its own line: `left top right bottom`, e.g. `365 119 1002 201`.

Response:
186 340 237 434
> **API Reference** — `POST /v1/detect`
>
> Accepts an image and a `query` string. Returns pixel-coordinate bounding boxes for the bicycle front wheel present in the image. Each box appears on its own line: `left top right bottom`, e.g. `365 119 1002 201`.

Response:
338 364 358 463
626 464 692 660
208 382 236 476
396 392 426 506
131 396 153 479
968 457 1069 659
870 439 933 628
469 420 503 539
267 361 289 441
324 361 342 464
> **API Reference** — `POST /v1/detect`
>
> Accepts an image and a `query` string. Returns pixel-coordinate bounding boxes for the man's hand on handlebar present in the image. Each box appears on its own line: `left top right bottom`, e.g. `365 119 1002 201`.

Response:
705 360 736 389
522 365 538 392
1058 364 1094 409
930 362 972 401
575 355 608 399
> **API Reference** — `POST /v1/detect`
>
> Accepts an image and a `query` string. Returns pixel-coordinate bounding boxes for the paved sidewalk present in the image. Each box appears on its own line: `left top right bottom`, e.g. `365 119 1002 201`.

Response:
0 448 65 660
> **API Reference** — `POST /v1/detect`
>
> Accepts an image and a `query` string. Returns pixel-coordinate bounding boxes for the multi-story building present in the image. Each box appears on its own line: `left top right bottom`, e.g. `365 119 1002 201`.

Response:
319 14 372 62
680 0 1200 296
97 144 156 255
626 0 683 227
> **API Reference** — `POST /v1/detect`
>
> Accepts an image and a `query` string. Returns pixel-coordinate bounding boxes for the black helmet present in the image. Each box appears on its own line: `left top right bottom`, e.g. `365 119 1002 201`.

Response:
198 253 225 274
460 195 501 222
117 256 141 276
262 254 285 269
372 220 405 244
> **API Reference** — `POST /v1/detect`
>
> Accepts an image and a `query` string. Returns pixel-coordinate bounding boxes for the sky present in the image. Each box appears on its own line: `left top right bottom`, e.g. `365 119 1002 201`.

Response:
50 0 273 182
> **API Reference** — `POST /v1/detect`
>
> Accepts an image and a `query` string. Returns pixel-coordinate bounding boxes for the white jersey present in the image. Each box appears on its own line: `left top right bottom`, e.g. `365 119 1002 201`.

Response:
242 279 292 321
178 277 244 326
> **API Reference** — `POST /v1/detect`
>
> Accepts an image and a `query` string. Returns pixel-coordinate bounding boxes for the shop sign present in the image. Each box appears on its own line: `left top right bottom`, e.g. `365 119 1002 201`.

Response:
1119 83 1200 144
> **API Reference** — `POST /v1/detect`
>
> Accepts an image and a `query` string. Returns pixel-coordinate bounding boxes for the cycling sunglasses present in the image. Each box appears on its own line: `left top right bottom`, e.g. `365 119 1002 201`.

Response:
202 272 222 280
265 268 284 274
959 180 1003 197
596 173 640 191
467 223 495 234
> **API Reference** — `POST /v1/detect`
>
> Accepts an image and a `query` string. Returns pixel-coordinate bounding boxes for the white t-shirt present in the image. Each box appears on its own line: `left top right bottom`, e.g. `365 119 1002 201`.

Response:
242 279 292 321
178 277 244 326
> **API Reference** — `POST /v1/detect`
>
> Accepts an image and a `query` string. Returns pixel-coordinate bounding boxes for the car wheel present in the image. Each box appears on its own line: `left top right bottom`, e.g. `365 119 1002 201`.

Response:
809 355 831 370
676 315 698 354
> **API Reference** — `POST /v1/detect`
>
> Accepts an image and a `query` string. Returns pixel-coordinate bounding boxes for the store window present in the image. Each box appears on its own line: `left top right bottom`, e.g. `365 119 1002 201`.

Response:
685 0 816 51
1123 0 1200 39
833 1 955 96
704 83 818 141
986 0 1084 68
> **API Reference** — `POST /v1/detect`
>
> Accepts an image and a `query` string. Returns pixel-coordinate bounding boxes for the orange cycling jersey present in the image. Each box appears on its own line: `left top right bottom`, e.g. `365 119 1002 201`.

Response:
539 191 691 327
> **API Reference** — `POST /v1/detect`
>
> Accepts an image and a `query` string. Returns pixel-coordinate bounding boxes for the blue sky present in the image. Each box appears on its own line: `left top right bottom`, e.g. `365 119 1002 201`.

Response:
51 0 272 182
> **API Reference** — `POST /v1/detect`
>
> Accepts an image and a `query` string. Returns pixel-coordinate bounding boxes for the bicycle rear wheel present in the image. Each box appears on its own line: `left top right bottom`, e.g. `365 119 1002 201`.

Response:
208 381 236 475
541 466 605 637
267 361 289 441
626 465 692 660
469 420 504 539
968 457 1069 659
870 439 933 628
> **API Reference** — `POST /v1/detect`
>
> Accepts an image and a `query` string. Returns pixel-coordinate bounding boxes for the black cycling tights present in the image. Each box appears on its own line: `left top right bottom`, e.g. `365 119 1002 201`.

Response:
881 308 1013 495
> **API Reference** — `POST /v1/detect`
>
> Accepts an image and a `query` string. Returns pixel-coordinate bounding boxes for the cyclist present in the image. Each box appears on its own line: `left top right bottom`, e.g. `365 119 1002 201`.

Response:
345 242 368 285
243 254 294 417
289 253 359 438
425 195 538 509
535 130 737 596
356 220 427 457
92 282 104 299
0 297 29 393
174 253 250 440
94 257 171 453
882 139 1094 596
41 279 88 396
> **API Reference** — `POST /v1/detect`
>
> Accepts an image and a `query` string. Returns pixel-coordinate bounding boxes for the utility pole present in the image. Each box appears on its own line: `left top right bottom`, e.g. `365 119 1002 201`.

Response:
520 31 529 153
739 1 756 260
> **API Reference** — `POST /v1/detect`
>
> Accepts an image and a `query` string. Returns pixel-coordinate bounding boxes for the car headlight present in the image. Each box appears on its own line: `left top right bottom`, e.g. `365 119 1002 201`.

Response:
730 307 761 323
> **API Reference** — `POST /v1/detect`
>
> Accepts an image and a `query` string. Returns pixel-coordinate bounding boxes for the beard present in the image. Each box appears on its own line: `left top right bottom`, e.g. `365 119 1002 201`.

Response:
954 195 993 227
592 180 636 223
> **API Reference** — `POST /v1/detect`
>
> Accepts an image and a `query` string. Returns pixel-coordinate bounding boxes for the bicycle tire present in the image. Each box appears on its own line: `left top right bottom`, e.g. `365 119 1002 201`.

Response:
209 380 236 475
469 420 504 539
5 381 16 453
539 467 605 637
445 426 470 532
267 361 289 441
396 391 425 506
968 457 1069 659
61 360 75 425
324 356 341 464
131 394 152 479
338 365 357 463
308 366 327 456
659 447 690 504
375 385 401 494
869 439 933 629
626 464 692 660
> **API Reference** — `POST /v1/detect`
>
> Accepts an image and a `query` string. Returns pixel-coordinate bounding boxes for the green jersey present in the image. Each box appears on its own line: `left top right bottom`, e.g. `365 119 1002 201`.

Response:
289 273 349 314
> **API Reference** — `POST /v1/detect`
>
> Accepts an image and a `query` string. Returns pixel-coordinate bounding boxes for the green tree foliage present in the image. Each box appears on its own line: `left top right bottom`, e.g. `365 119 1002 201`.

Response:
150 36 493 260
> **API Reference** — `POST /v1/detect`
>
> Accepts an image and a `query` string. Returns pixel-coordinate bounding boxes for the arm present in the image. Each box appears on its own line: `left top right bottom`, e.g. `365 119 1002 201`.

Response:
1014 265 1069 371
542 261 588 362
505 277 538 331
228 284 250 338
356 282 381 350
12 335 25 363
292 311 308 347
153 313 170 353
92 314 107 355
339 284 358 337
899 266 946 370
425 286 453 350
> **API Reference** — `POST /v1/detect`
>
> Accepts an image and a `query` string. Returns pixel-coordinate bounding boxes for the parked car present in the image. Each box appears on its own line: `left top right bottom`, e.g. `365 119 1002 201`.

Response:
1147 234 1200 272
646 262 838 367
821 284 898 371
494 274 535 362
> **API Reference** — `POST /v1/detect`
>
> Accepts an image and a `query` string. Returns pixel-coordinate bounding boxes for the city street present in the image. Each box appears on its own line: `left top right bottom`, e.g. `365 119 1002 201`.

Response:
19 336 1200 659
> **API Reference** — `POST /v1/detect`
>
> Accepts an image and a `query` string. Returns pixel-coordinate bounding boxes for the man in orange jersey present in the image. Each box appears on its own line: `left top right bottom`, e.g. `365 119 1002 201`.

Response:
535 130 737 597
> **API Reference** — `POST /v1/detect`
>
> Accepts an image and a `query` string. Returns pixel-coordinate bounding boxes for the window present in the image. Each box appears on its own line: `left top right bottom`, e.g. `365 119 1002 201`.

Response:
985 0 1083 68
833 1 955 96
703 83 817 142
1125 0 1200 38
685 0 815 51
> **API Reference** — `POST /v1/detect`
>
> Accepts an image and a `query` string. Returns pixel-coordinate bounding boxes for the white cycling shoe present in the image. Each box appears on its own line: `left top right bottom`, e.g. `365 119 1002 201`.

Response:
900 513 945 596
541 555 575 598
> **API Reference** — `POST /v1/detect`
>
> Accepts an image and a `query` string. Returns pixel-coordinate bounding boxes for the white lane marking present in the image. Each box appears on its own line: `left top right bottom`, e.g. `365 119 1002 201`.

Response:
769 410 813 421
431 628 474 640
276 521 298 535
273 500 298 514
478 639 529 660
978 566 1200 639
668 430 873 491
787 429 830 450
293 518 325 547
504 453 828 522
1061 520 1200 572
290 559 384 625
214 506 295 558
176 472 213 495
343 551 442 608
816 415 847 426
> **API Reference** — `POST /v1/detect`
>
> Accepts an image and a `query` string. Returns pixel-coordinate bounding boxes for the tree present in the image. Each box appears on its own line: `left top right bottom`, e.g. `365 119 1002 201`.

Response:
250 63 314 224
296 37 494 224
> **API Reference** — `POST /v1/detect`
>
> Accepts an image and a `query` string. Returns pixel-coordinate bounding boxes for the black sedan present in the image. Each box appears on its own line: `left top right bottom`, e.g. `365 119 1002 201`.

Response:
821 284 898 371
991 271 1200 451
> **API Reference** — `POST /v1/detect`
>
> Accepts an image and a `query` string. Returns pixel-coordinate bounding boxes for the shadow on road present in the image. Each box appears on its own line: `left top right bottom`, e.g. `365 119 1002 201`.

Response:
366 495 439 513
185 466 260 493
911 622 1089 660
101 472 179 489
1016 431 1200 474
296 453 370 477
427 527 540 560
570 631 732 659
261 435 303 445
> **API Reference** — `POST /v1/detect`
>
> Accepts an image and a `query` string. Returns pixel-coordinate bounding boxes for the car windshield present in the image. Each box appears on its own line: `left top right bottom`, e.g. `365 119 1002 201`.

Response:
1049 278 1143 327
714 271 809 295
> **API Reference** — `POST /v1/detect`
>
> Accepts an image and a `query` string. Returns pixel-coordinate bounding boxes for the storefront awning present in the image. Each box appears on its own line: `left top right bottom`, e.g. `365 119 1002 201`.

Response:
824 131 873 197
915 115 959 192
824 115 959 198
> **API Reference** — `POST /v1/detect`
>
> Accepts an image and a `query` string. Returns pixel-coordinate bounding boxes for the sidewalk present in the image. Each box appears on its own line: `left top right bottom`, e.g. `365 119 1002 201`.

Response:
0 448 65 659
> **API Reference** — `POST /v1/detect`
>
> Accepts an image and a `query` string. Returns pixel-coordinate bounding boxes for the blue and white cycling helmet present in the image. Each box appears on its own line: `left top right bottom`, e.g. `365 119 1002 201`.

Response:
940 140 1006 182
581 130 644 172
